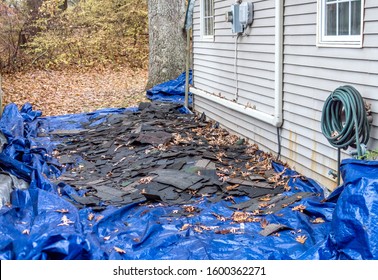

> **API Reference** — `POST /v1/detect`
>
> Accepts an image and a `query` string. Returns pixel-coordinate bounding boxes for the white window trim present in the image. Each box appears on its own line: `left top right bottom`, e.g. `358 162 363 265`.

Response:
317 0 364 48
200 0 215 41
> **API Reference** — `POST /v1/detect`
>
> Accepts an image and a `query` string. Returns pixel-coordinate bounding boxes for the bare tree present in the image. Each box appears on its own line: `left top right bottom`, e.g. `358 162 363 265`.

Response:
146 0 187 89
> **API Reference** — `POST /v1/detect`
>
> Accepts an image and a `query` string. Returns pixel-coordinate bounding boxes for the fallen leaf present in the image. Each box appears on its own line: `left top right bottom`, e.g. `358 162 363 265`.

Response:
259 202 268 208
259 196 271 202
284 182 291 191
212 213 227 222
180 224 191 231
215 229 232 235
232 212 249 223
331 131 339 137
217 167 229 173
260 218 269 229
225 196 236 204
200 225 218 231
138 176 154 184
55 209 69 213
252 209 263 215
229 227 241 234
226 184 239 191
114 246 126 254
241 171 251 177
183 205 196 213
295 235 308 244
311 217 325 224
292 205 306 212
58 215 74 226
88 213 95 221
95 215 104 222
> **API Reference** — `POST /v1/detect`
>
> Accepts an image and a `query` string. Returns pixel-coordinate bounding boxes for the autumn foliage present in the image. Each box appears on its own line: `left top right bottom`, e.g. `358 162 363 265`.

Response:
0 0 148 73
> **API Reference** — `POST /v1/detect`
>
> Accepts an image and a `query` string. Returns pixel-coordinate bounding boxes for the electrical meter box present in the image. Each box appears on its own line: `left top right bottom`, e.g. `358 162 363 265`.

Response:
226 2 254 34
230 4 242 34
239 2 254 27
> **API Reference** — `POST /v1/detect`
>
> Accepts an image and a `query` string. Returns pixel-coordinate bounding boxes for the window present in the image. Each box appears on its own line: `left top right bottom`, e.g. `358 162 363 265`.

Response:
318 0 364 47
201 0 214 40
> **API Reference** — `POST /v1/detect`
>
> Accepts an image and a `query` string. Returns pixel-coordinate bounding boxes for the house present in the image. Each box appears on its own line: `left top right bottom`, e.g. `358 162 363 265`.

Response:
190 0 378 189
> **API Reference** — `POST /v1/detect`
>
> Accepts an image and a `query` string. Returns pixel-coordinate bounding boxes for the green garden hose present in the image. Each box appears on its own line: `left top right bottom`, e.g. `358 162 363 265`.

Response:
321 85 370 158
321 85 371 185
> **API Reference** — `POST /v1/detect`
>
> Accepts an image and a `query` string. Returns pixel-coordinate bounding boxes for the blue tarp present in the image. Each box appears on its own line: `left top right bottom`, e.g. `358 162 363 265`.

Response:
146 71 193 106
1 90 378 259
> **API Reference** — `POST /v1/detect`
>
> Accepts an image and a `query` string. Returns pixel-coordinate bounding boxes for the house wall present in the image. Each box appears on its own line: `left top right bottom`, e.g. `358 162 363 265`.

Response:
193 0 276 113
192 0 378 190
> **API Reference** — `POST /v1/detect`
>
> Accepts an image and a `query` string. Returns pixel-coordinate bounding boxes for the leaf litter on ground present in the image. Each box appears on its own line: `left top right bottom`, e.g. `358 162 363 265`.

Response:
2 66 148 116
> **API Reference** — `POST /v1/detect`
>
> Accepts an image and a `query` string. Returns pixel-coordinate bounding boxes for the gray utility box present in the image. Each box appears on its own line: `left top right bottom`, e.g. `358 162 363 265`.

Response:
226 2 254 34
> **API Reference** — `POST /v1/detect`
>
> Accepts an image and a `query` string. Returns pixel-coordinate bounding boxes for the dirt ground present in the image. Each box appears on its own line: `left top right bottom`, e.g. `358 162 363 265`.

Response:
1 66 149 116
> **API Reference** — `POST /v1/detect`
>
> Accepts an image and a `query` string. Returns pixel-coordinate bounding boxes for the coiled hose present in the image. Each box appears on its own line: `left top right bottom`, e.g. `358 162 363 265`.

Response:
321 85 370 158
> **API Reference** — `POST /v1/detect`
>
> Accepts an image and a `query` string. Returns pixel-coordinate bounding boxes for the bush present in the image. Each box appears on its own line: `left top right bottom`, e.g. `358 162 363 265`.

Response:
0 2 26 72
0 0 148 72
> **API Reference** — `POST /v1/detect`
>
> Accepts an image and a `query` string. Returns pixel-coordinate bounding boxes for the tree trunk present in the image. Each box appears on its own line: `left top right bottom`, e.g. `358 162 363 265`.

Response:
59 0 68 10
27 0 43 17
146 0 187 90
25 0 44 37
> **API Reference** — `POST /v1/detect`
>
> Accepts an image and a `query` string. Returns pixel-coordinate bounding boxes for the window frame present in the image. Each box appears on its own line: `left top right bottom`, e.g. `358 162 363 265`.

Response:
317 0 364 48
200 0 215 41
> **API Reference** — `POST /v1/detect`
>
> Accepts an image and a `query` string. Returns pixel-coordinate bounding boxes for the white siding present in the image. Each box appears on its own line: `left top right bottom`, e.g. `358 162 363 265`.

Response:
192 0 378 190
193 0 276 112
282 0 378 188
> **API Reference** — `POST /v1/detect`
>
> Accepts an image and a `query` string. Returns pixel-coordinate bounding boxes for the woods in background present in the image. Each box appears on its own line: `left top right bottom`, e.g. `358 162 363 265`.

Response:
0 0 148 73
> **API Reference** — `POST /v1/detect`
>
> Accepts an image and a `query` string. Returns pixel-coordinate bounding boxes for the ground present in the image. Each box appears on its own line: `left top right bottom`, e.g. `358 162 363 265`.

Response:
1 66 148 116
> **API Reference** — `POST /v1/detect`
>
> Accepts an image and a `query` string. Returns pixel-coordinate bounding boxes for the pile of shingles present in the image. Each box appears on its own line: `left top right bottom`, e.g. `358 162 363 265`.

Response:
48 102 313 216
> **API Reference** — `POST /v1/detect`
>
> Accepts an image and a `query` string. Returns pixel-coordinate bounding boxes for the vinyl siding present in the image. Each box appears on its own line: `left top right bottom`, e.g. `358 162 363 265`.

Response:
192 0 378 190
282 0 378 189
193 0 276 111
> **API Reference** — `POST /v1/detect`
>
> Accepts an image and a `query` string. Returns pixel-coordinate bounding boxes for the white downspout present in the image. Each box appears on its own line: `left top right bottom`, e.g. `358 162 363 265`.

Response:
234 0 241 101
273 0 284 127
192 0 284 127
